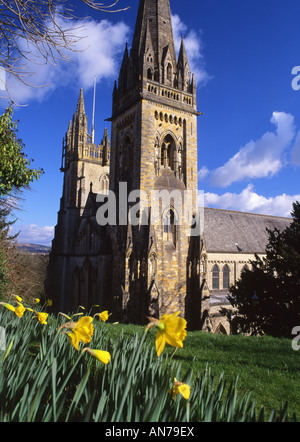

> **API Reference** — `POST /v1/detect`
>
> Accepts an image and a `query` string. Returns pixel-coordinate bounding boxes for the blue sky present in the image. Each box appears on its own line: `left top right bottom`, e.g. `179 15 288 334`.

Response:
1 0 300 246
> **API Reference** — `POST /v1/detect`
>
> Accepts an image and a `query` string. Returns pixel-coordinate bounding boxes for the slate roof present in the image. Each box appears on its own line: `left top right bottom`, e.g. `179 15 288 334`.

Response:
203 207 292 254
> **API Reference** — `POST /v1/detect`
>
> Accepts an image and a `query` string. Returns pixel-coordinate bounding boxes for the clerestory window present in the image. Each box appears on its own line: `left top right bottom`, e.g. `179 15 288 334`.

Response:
212 265 219 290
223 265 230 289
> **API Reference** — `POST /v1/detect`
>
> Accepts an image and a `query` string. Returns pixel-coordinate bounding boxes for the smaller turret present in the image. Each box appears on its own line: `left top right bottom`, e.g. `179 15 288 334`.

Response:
101 128 110 166
177 36 191 92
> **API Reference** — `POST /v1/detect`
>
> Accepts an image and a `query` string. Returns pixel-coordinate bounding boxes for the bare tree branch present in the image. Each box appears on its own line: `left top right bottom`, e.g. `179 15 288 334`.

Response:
0 0 130 103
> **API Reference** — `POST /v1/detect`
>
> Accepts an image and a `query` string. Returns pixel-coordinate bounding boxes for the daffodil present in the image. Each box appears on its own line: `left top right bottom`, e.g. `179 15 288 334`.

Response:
34 298 40 304
82 348 111 364
169 378 191 400
12 295 22 302
14 303 26 318
1 302 15 313
59 316 94 350
37 312 48 325
94 310 110 322
0 302 25 318
46 299 53 307
146 311 187 357
58 312 71 320
27 309 48 325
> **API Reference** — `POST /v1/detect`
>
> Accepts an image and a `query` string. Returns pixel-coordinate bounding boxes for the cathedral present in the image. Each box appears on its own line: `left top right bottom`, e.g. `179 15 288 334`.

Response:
45 0 291 330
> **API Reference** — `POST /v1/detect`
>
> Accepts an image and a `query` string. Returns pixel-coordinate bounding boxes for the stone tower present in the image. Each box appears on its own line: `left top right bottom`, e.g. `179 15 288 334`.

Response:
108 0 204 326
46 89 111 312
46 0 208 328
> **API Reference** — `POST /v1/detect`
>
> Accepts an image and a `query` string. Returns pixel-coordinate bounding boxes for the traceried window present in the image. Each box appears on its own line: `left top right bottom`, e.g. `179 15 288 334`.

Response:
99 174 109 195
167 63 173 84
161 134 176 171
212 265 219 290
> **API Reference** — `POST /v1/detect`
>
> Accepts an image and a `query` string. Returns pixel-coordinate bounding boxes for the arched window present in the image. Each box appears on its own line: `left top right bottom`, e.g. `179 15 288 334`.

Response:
99 174 109 195
212 265 219 290
167 63 172 84
163 208 176 245
223 265 230 289
147 67 153 80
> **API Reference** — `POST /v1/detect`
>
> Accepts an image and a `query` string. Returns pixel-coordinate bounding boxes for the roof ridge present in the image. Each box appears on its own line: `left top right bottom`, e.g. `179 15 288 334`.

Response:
202 206 292 220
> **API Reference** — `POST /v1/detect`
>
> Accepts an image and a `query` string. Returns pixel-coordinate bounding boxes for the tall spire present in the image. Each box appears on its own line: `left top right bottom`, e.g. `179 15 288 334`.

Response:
113 0 197 115
131 0 177 77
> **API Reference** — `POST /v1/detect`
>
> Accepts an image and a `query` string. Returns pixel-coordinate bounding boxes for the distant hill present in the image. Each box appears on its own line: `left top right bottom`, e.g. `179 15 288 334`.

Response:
17 243 51 254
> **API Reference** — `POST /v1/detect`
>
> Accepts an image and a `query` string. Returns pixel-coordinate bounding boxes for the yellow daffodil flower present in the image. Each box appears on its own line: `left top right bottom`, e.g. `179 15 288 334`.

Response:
146 311 187 357
37 312 48 325
27 309 48 325
82 348 111 364
0 302 25 318
12 295 22 302
59 316 94 350
14 303 25 318
34 298 40 304
94 310 110 322
46 299 53 307
169 378 191 400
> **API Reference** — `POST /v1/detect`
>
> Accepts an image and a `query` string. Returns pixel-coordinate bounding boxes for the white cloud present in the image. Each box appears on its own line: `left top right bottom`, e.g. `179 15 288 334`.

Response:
3 12 208 104
4 17 131 104
203 184 299 217
198 165 209 181
209 112 296 187
171 14 210 86
65 18 131 89
15 224 54 246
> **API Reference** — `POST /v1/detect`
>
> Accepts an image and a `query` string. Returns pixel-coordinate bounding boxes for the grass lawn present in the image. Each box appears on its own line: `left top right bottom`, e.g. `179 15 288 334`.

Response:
104 322 300 420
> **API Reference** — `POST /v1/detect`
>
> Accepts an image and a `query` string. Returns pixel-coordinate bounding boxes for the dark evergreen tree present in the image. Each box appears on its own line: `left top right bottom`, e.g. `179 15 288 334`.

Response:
228 202 300 338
